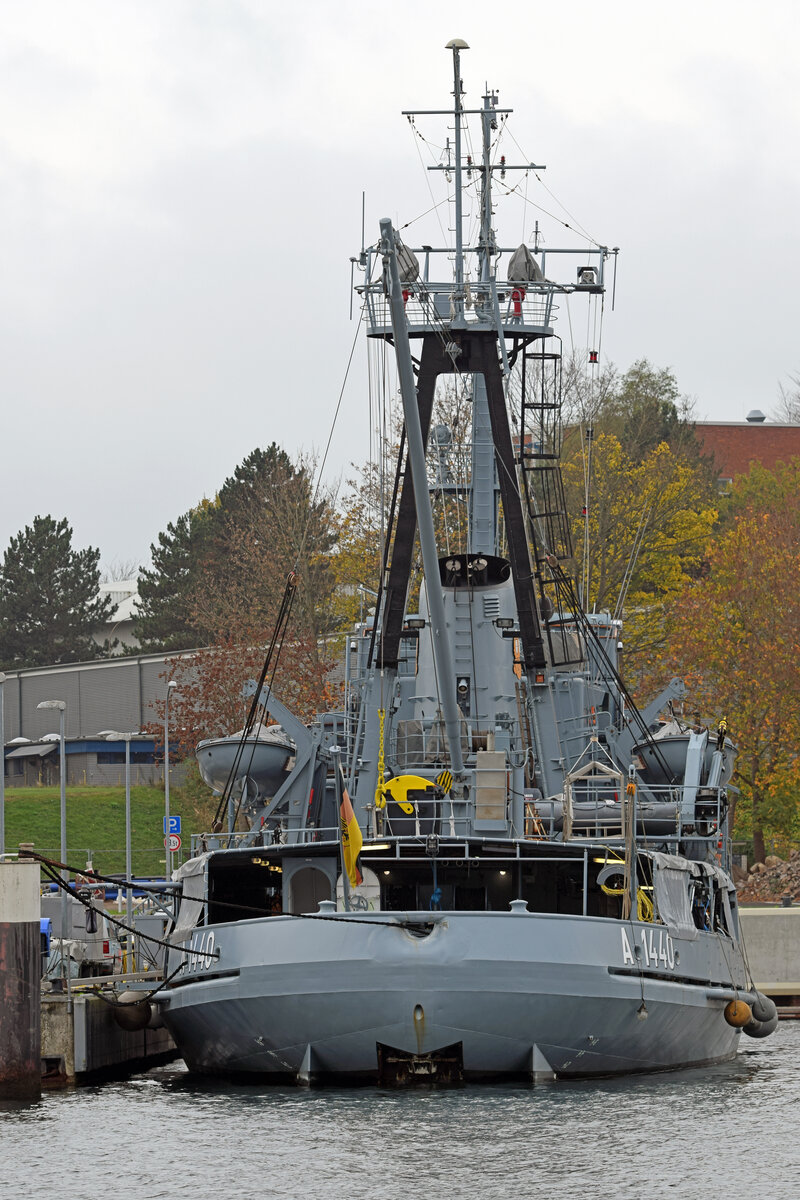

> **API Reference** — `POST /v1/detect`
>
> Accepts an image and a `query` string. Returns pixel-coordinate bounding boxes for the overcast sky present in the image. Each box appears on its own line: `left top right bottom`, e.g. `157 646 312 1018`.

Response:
1 0 798 572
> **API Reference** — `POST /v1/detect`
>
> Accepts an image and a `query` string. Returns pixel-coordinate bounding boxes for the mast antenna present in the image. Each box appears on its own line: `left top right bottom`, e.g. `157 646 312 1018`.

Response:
446 39 469 324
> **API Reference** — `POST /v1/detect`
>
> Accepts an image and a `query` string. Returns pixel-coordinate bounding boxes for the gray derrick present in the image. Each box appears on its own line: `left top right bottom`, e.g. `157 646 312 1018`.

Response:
220 41 729 855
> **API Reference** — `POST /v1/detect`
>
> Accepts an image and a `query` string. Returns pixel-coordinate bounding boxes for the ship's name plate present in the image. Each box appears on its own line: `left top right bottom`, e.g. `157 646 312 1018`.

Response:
621 926 676 971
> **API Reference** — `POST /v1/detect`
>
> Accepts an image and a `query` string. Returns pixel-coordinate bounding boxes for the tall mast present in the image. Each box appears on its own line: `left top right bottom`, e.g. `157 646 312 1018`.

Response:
447 38 467 325
478 87 497 282
468 75 500 554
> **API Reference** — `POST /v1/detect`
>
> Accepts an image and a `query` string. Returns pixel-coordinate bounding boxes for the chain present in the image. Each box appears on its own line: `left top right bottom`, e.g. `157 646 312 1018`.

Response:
375 708 387 809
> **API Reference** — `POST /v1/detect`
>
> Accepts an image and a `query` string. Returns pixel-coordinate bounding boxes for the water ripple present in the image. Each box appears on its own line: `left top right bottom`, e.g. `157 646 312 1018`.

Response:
2 1025 799 1199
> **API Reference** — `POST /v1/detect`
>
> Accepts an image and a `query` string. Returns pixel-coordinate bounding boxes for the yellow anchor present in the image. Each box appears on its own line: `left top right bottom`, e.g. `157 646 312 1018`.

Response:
376 771 452 814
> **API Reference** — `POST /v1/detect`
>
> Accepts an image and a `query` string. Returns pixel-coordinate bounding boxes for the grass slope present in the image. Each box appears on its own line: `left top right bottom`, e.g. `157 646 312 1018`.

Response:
4 784 218 878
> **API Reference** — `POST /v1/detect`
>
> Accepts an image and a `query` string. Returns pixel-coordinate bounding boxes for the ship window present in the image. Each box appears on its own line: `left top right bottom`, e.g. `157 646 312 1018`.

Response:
454 885 486 910
207 860 282 923
521 861 584 916
398 635 419 676
380 865 509 912
383 882 417 911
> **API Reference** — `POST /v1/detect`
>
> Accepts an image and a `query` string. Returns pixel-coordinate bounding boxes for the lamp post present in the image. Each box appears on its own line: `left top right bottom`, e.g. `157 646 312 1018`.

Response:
0 671 6 860
106 732 134 933
164 681 178 881
37 700 67 953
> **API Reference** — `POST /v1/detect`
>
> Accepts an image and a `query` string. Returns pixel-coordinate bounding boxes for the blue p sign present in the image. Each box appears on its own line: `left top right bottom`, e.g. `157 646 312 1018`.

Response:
164 815 181 835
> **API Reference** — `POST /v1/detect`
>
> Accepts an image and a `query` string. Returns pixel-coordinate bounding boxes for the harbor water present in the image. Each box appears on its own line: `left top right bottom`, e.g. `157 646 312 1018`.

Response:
3 1024 799 1198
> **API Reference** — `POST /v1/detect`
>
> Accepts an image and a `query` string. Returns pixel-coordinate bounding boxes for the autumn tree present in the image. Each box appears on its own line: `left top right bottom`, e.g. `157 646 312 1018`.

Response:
561 351 619 431
140 446 338 750
560 434 717 667
0 515 114 669
332 466 386 633
152 632 337 760
719 457 800 523
656 490 800 860
773 370 800 423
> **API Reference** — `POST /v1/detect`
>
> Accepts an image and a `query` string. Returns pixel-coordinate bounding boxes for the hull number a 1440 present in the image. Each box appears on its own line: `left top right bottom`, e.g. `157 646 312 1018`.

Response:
621 926 676 970
182 929 217 972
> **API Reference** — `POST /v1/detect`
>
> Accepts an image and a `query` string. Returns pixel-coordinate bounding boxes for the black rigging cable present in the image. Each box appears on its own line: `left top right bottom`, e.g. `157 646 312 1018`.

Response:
210 571 298 833
34 854 209 960
541 557 677 782
366 425 406 671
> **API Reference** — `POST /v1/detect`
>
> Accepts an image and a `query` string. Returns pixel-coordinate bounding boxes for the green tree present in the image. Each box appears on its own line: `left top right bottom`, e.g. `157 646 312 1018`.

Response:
0 515 114 669
195 446 336 645
135 445 336 652
563 355 704 461
134 507 212 651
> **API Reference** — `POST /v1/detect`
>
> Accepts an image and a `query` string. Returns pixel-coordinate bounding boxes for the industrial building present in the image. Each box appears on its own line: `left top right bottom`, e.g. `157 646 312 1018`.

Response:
1 651 196 788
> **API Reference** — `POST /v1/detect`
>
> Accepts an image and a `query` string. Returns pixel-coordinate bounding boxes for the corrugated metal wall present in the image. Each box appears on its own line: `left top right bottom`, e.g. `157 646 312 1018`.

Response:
1 652 199 740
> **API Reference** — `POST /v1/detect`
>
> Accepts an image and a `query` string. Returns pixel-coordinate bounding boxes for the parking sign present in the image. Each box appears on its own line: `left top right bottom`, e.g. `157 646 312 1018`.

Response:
164 815 181 835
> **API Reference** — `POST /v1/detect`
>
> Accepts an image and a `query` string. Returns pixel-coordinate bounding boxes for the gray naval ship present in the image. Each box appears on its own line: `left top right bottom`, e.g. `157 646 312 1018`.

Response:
158 42 777 1083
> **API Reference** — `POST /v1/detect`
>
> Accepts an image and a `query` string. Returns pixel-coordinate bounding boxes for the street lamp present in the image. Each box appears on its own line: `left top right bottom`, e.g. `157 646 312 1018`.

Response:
37 700 67 955
0 671 6 860
105 731 135 936
164 681 178 881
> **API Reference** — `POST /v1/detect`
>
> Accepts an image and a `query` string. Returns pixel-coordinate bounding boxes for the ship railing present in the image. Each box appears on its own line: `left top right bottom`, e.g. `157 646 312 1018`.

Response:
391 716 519 773
291 826 342 845
523 800 557 841
190 830 258 854
191 827 348 855
360 279 557 336
557 776 732 857
358 243 606 339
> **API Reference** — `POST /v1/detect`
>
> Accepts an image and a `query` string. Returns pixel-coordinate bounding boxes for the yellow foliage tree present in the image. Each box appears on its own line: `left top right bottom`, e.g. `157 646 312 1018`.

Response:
652 498 800 861
561 433 717 670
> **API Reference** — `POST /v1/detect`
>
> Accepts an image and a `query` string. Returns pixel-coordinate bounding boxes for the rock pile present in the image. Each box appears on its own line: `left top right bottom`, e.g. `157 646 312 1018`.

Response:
737 849 800 904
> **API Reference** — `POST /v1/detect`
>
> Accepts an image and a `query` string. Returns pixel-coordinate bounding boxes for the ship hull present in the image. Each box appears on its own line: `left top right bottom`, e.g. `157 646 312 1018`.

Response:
161 911 748 1082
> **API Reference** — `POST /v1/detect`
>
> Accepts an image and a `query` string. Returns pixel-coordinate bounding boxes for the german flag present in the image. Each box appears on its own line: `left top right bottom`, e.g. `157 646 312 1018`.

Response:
338 769 363 887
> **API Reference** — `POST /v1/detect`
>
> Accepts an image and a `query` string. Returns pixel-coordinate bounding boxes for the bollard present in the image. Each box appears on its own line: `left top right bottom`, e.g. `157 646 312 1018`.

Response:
0 858 42 1100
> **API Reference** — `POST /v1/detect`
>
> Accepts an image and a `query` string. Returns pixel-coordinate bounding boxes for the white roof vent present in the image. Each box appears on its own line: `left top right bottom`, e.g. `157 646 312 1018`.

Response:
746 409 766 423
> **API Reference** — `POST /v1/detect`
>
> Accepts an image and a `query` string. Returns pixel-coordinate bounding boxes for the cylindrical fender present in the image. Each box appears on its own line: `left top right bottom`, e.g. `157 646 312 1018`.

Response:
742 1012 779 1039
723 999 752 1028
751 992 778 1024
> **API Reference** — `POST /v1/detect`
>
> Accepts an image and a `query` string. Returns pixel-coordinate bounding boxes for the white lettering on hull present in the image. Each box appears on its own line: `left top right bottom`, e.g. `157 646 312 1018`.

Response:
620 926 675 970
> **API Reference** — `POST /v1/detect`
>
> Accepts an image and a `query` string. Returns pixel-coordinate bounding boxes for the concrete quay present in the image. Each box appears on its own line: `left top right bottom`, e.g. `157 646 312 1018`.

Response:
2 858 177 1093
739 905 800 1016
42 987 177 1085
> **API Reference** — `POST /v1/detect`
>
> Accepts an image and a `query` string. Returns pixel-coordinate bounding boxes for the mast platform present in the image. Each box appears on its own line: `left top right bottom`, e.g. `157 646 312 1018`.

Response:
359 246 605 341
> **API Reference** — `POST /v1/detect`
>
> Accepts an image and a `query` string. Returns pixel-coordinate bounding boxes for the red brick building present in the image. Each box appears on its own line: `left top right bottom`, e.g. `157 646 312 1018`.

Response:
696 414 800 483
